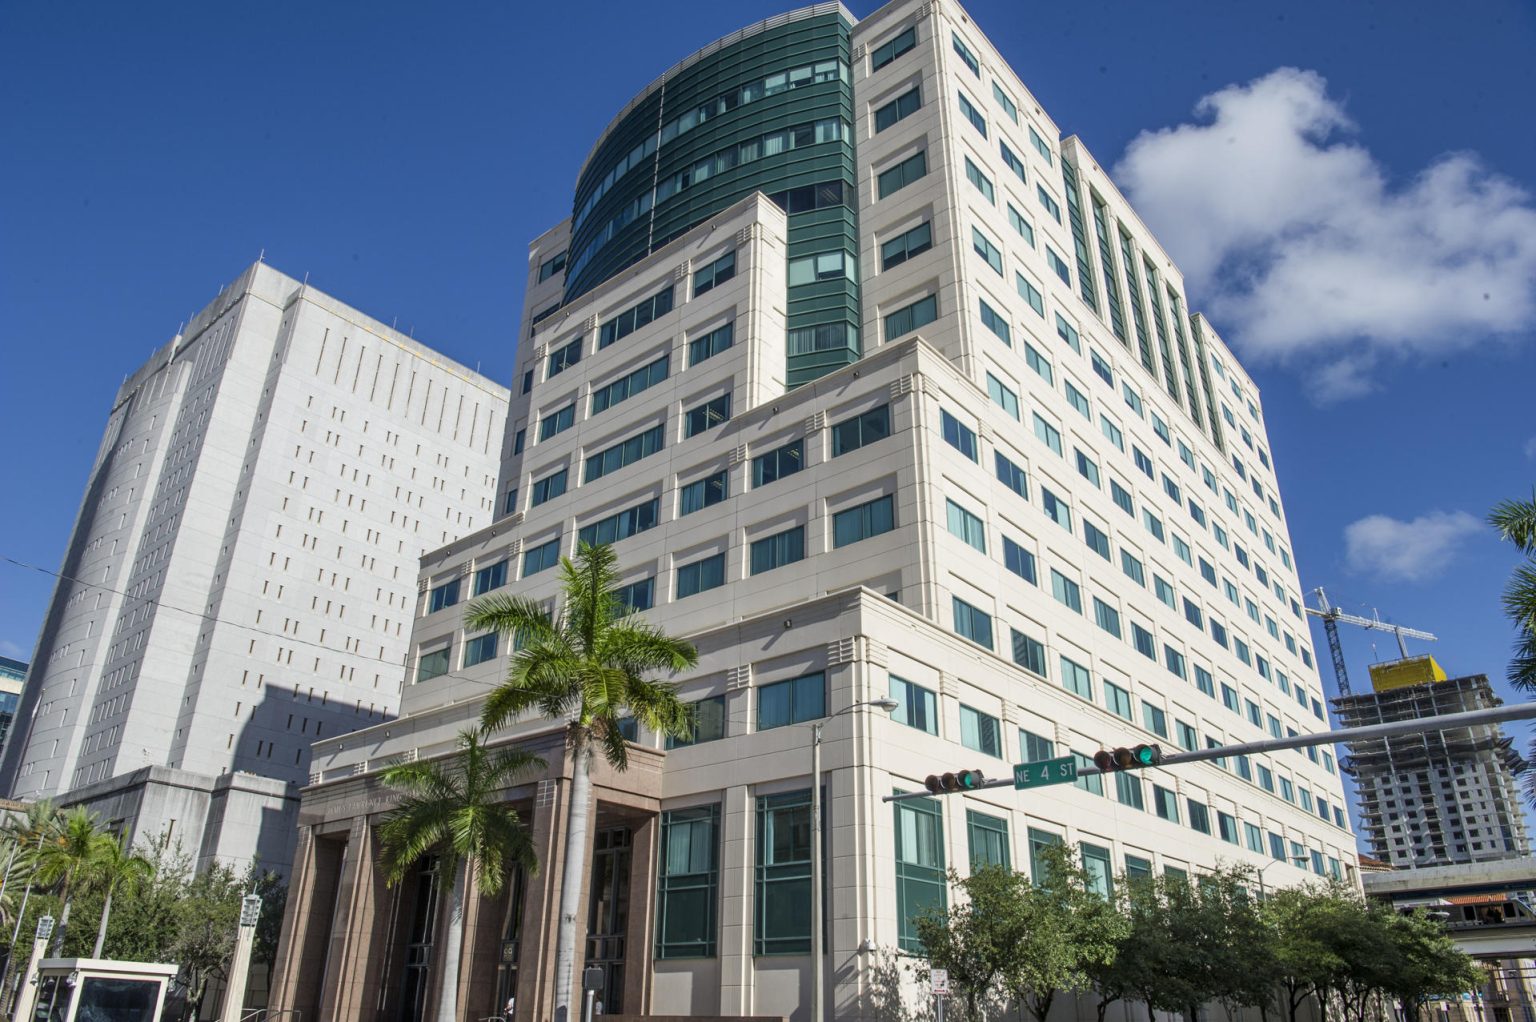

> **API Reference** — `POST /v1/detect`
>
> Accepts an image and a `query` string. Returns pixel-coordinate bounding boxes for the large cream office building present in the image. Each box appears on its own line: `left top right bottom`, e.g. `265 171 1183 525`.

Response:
272 2 1356 1020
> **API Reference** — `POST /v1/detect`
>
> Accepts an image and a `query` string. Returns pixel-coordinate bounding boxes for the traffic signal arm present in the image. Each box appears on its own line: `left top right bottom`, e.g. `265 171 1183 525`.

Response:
882 699 1536 802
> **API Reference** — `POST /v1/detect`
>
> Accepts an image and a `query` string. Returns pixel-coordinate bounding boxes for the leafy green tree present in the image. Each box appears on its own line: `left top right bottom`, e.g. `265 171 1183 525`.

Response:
998 843 1126 1022
34 808 108 955
914 866 1014 1021
1262 884 1350 1022
89 834 155 957
467 541 696 1018
378 730 543 1022
1378 908 1483 1022
172 859 246 1019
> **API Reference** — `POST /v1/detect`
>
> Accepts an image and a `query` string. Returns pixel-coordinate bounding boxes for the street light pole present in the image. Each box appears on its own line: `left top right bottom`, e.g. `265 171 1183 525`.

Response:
811 696 898 1022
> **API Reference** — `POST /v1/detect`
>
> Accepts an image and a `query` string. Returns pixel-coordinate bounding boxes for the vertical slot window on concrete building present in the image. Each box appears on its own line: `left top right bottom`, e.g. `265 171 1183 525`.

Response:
965 158 994 203
967 809 1011 870
833 495 895 547
749 526 805 575
890 675 938 735
758 673 825 732
895 796 946 952
755 791 815 954
958 91 987 136
656 805 719 958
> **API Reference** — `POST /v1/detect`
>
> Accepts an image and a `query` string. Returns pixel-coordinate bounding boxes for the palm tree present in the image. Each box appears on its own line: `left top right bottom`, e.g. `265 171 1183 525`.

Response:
89 834 154 957
34 808 108 955
466 541 698 1020
378 729 544 1022
1490 491 1536 803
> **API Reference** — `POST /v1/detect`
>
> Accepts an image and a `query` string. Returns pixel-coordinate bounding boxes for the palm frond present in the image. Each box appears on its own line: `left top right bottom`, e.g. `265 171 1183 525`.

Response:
1490 493 1536 554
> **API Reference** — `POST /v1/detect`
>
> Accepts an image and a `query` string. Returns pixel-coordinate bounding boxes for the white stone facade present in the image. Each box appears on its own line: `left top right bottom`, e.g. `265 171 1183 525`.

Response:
1 262 508 870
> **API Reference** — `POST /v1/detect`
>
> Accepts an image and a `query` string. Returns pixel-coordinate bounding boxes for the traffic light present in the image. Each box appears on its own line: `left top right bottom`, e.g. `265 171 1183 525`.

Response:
924 769 986 794
1093 744 1162 773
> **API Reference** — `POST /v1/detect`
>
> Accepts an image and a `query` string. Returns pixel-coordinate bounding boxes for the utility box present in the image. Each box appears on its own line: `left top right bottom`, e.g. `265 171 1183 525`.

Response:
1369 655 1448 693
30 959 179 1022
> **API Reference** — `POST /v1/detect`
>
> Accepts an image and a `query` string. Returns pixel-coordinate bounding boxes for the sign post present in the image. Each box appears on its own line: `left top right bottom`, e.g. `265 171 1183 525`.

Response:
1013 756 1078 789
931 967 949 1022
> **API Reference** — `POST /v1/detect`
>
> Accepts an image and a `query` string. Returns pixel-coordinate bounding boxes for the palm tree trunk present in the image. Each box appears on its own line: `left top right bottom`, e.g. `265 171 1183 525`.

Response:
554 742 593 1021
51 880 71 956
92 888 114 958
434 858 469 1022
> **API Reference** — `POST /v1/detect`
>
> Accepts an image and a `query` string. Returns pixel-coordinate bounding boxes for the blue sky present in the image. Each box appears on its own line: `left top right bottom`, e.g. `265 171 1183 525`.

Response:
3 0 1534 840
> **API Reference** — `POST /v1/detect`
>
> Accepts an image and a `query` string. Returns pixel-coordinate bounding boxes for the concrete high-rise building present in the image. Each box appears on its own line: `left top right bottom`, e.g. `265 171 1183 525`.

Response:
272 3 1355 1020
0 656 26 755
0 263 508 871
1334 659 1529 868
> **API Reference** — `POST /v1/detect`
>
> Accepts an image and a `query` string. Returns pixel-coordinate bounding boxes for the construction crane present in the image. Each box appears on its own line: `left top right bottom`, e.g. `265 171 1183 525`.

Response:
1306 587 1437 696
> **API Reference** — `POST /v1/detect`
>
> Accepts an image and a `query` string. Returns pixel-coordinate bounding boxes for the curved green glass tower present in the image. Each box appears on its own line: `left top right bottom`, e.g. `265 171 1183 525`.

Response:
564 8 861 387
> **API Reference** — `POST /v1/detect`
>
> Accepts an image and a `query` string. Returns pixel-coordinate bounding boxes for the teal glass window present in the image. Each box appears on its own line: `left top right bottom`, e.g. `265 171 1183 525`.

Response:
875 87 922 132
958 91 987 136
831 405 891 456
952 597 994 650
881 222 932 269
870 26 917 72
692 251 736 297
986 373 1019 419
463 633 498 668
677 553 725 598
1000 141 1027 182
980 299 1011 345
1003 536 1036 583
758 673 825 732
684 394 731 438
895 795 946 951
960 705 1002 757
972 227 1003 274
752 439 804 486
756 791 816 954
1060 655 1092 700
416 644 450 683
667 695 724 749
547 337 582 379
941 409 979 462
577 499 659 548
538 403 575 442
833 495 895 548
964 157 994 203
599 287 674 349
994 452 1028 498
891 675 937 735
428 578 461 613
585 424 664 482
884 294 937 340
951 32 980 75
473 560 507 596
522 538 561 577
878 150 928 199
688 323 734 367
946 499 986 552
591 354 669 414
657 805 719 958
530 468 568 507
679 471 729 516
1011 628 1046 676
1016 274 1044 316
749 526 805 575
967 810 1010 870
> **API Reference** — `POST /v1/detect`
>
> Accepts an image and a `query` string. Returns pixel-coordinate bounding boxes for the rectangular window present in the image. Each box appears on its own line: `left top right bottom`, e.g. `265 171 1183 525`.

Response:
1028 828 1064 883
1008 204 1035 246
870 26 917 71
1193 665 1215 698
960 705 1002 757
946 499 986 552
994 452 1028 498
964 157 994 203
788 251 856 287
616 577 656 613
1218 812 1239 844
1021 729 1054 762
749 526 805 575
1164 645 1187 679
1055 313 1080 352
1016 274 1044 316
756 791 815 955
473 560 508 596
692 250 736 297
941 409 979 462
1060 655 1092 700
546 337 582 379
522 537 561 577
679 471 729 516
1029 125 1053 164
881 222 933 269
1024 342 1053 384
953 597 994 650
1121 550 1145 585
1131 622 1155 660
1111 479 1134 515
1175 720 1198 751
878 150 928 199
884 294 938 340
968 809 1011 870
979 299 1011 344
1046 246 1071 286
1042 487 1071 530
684 394 732 438
1103 680 1133 720
958 91 987 136
1093 596 1121 638
530 468 568 507
1037 184 1062 223
1081 843 1113 899
585 426 664 484
1142 702 1168 738
832 405 892 456
417 644 450 683
993 82 1018 122
538 403 575 442
578 499 660 548
1115 772 1144 810
592 354 670 414
752 439 804 487
987 373 1020 419
875 87 922 132
463 633 498 668
1075 449 1101 487
677 552 726 598
834 495 895 548
428 578 461 613
537 250 567 282
1033 413 1062 456
1003 536 1037 583
1065 381 1091 419
688 323 734 366
1000 141 1027 182
1011 628 1047 676
1153 785 1180 823
895 796 946 952
951 32 979 74
599 286 674 349
1083 520 1111 560
758 672 826 731
891 675 938 735
657 805 720 958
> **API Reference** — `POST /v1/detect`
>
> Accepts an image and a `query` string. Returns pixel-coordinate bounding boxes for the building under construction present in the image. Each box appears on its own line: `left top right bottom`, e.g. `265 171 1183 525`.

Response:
1335 657 1529 868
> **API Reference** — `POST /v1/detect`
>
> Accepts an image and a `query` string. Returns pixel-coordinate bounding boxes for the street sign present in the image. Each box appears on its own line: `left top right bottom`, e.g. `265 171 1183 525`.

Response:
1013 756 1078 789
930 968 949 995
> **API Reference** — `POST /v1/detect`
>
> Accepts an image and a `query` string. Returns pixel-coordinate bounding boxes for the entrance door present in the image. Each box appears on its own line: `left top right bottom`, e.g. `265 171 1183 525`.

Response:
494 868 527 1017
398 857 440 1022
583 827 632 1014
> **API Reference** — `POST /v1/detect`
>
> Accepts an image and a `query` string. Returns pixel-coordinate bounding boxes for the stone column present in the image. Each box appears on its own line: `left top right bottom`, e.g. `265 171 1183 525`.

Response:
270 826 347 1020
621 812 659 1014
717 783 753 1015
315 817 393 1019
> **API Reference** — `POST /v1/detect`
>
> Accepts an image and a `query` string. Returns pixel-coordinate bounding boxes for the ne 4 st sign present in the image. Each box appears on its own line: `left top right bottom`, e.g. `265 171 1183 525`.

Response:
1013 756 1078 789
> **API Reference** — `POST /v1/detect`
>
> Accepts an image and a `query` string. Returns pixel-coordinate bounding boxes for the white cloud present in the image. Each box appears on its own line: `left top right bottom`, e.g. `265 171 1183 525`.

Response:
1114 68 1536 399
1343 511 1483 582
1524 436 1536 461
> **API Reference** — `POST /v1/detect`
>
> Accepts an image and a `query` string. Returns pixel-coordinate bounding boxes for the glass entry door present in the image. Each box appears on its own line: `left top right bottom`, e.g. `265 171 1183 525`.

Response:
583 827 632 1013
